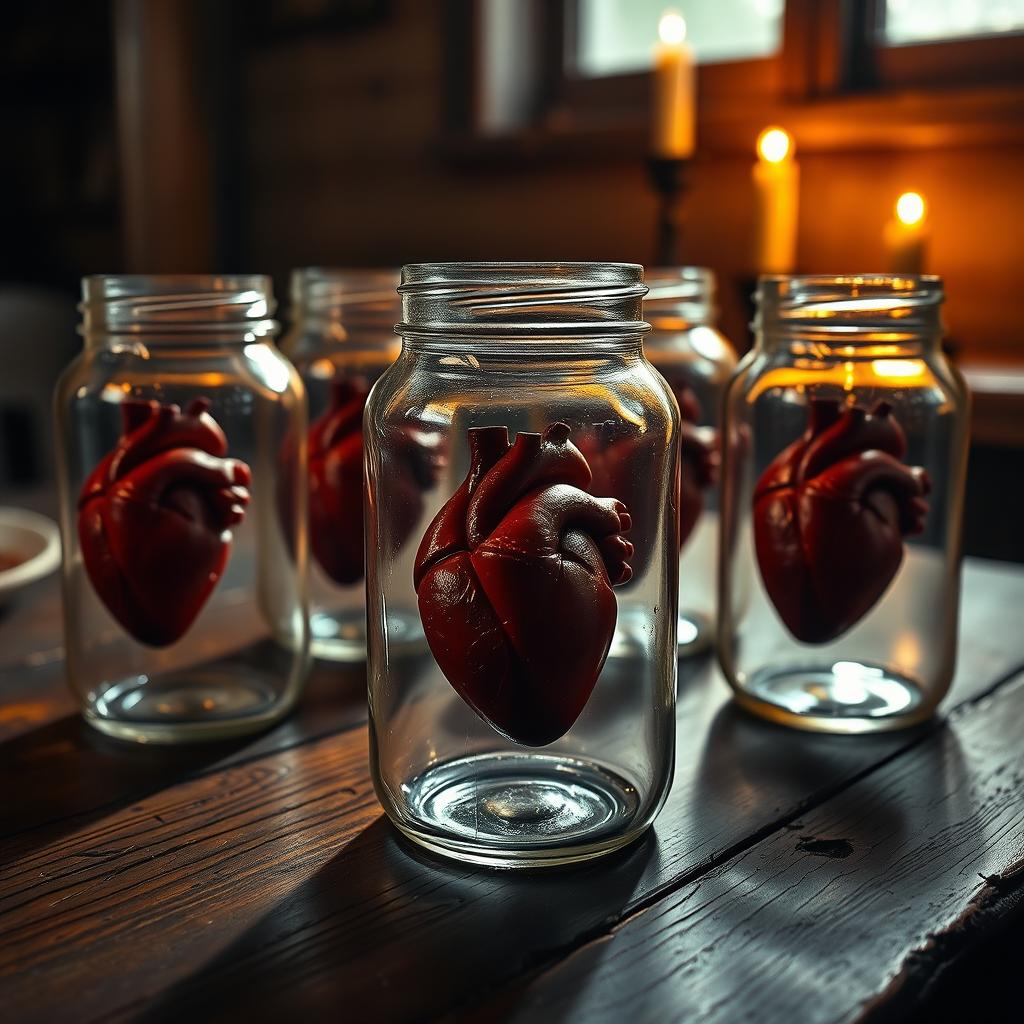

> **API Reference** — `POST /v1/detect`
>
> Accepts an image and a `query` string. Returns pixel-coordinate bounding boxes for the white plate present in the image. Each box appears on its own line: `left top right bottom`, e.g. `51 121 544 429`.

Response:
0 507 62 603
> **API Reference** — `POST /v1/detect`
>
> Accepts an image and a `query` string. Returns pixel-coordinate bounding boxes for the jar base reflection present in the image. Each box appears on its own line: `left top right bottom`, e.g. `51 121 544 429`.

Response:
84 647 301 743
391 752 646 868
735 660 933 734
310 607 424 661
677 610 712 658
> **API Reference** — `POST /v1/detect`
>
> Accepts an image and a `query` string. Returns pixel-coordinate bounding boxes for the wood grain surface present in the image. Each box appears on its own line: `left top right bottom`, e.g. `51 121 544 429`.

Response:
470 671 1024 1024
1 557 1023 1023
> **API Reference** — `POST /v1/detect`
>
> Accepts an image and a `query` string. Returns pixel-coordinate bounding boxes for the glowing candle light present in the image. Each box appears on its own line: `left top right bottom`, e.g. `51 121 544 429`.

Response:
884 191 928 275
753 126 799 274
652 9 696 158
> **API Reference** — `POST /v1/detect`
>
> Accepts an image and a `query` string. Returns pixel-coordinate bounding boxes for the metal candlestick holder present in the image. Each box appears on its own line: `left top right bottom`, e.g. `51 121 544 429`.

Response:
648 157 691 266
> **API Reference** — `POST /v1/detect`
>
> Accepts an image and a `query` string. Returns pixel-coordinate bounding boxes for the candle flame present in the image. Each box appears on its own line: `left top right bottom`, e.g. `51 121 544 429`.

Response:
658 9 687 45
757 126 791 164
896 191 926 226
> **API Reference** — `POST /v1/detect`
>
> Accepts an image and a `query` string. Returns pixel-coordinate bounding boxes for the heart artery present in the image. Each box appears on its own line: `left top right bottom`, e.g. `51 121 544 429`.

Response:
413 423 633 746
77 399 251 647
753 398 930 643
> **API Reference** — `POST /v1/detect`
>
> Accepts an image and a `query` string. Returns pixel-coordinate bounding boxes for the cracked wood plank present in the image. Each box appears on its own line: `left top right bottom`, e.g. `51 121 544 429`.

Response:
466 671 1024 1024
1 584 1021 1020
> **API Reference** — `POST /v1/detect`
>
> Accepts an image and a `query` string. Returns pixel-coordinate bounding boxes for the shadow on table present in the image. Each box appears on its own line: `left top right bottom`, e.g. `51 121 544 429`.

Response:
477 715 973 1024
137 814 660 1022
0 655 369 865
694 698 936 828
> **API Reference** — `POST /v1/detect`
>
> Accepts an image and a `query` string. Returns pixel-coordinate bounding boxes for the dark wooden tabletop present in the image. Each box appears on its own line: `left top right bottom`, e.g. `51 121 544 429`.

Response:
2 495 1024 1022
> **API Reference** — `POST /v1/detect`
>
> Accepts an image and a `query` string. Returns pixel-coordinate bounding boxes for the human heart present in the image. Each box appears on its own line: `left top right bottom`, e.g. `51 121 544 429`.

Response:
673 382 718 550
307 379 437 586
413 423 633 746
308 380 370 585
78 398 251 647
753 398 930 644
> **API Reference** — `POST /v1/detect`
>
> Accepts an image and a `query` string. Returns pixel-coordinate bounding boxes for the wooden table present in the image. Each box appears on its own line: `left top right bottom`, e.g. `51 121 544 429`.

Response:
2 529 1024 1022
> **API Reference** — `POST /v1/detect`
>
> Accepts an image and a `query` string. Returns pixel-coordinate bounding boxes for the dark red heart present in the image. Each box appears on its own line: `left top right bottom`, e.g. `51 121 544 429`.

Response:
578 379 715 576
308 380 370 585
306 380 438 585
413 423 633 746
77 399 251 647
753 398 930 643
672 382 718 550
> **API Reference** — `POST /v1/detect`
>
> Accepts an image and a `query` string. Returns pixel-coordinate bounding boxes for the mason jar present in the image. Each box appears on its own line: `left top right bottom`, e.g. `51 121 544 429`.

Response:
55 275 310 743
718 275 969 733
279 268 402 660
365 263 679 868
642 267 738 656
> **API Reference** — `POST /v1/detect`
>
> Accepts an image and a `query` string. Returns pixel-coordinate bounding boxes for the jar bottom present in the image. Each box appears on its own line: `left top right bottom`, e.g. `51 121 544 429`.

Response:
390 752 647 868
310 607 424 661
83 648 301 743
734 660 934 734
677 609 712 658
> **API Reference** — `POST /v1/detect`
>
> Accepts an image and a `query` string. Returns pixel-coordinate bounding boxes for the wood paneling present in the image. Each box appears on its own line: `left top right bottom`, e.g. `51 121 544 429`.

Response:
241 1 1024 362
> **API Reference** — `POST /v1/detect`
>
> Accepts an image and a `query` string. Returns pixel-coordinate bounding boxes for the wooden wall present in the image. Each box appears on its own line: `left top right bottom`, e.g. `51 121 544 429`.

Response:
243 0 1024 359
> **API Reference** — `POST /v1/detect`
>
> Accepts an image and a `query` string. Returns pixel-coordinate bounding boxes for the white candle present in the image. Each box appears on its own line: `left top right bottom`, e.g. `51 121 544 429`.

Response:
652 9 696 158
884 192 928 275
753 126 799 274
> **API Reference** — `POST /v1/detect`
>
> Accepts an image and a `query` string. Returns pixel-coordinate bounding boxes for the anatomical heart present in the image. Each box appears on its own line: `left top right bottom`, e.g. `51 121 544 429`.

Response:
753 398 930 644
78 398 251 646
306 379 437 586
413 422 634 746
307 379 370 586
670 381 719 550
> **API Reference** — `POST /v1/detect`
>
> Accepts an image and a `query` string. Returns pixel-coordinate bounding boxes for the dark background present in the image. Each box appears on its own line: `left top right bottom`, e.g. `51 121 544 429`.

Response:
1 0 1022 559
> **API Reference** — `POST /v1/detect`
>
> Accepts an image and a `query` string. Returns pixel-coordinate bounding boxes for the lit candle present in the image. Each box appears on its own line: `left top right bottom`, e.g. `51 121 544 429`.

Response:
753 127 799 274
652 9 696 158
884 192 928 275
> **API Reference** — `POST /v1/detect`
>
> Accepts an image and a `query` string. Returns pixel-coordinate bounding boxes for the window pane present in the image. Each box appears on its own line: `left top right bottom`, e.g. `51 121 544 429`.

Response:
883 0 1024 44
576 0 783 77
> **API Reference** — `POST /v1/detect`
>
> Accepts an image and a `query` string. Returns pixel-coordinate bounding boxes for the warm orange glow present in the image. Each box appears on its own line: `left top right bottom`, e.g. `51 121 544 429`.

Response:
757 127 792 164
871 358 927 381
658 9 687 45
895 191 926 227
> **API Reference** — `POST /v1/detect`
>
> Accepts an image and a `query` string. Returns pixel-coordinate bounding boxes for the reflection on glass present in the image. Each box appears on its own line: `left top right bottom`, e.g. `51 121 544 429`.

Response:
576 0 783 76
884 0 1024 44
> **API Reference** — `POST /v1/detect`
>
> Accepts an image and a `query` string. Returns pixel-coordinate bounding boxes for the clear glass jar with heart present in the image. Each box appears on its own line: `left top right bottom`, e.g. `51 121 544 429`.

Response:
279 268 403 662
643 267 739 658
365 262 680 868
717 275 970 733
54 275 310 743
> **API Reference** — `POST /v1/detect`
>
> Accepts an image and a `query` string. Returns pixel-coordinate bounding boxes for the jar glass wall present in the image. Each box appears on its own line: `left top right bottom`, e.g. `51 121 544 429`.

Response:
365 263 679 868
55 275 310 743
280 268 401 660
718 275 970 733
643 268 738 656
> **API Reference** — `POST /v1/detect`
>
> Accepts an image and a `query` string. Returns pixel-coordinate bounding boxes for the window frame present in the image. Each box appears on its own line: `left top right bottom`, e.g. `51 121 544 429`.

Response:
441 0 1024 161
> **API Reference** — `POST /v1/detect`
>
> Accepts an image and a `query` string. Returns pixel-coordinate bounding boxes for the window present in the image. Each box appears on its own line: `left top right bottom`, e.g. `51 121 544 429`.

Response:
882 0 1024 45
576 0 784 76
450 0 1024 155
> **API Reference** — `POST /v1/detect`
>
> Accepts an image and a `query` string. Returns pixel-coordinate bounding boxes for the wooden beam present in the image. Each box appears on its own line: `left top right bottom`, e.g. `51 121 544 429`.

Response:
113 0 216 272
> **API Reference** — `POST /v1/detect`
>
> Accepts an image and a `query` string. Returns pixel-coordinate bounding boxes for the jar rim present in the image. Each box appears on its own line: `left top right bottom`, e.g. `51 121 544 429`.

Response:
290 267 400 309
644 266 716 329
397 262 650 343
80 274 279 340
755 273 944 342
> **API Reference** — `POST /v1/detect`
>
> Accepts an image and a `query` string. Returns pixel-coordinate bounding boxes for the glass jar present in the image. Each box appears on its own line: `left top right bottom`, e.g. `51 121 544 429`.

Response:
279 268 402 660
642 267 738 656
365 263 679 868
718 275 969 733
54 275 310 743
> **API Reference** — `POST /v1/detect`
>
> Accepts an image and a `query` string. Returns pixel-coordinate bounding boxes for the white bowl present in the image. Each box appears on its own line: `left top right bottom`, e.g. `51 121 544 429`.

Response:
0 508 61 604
